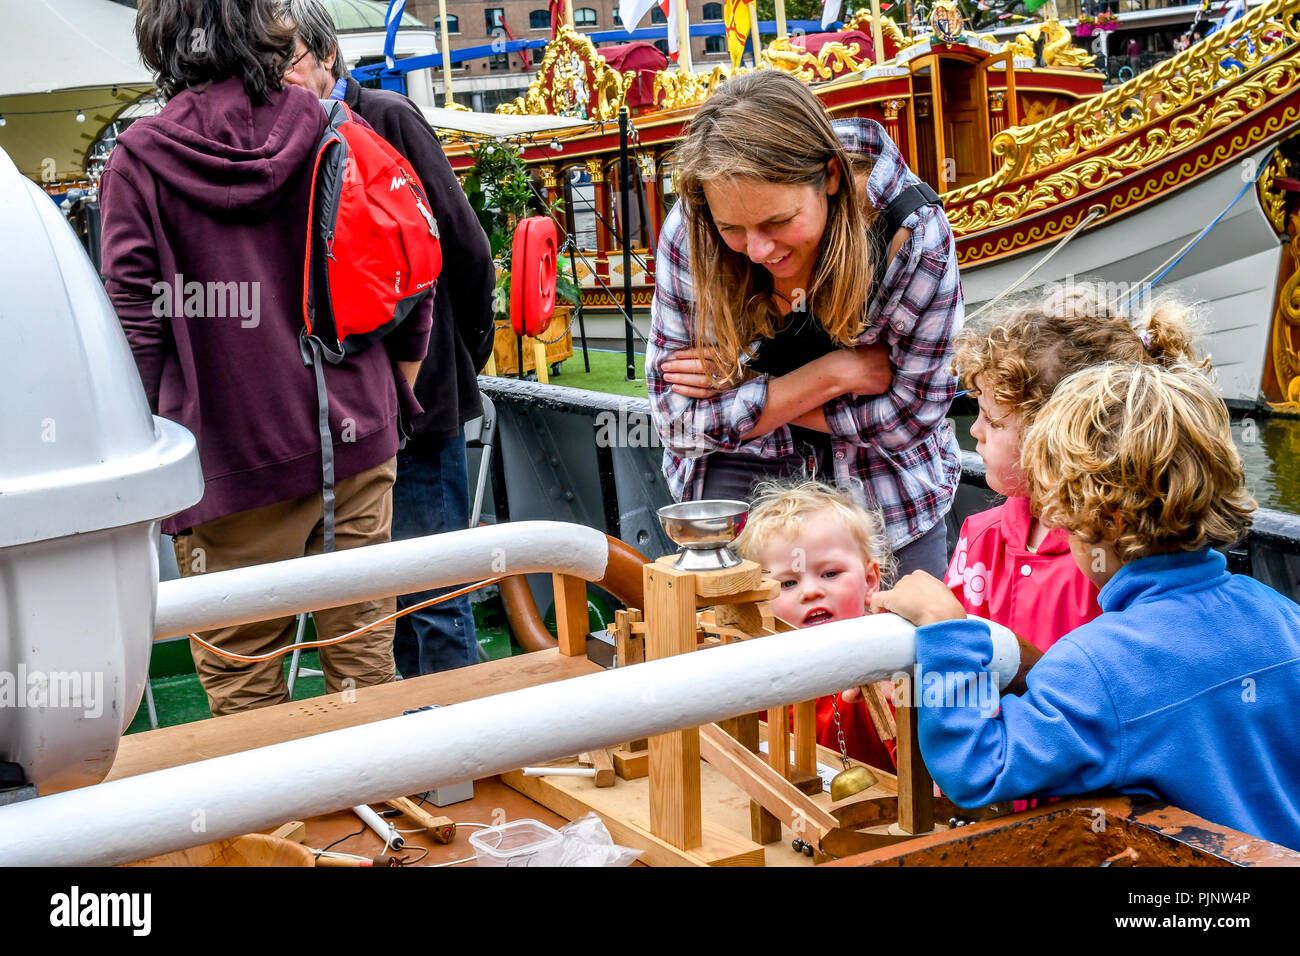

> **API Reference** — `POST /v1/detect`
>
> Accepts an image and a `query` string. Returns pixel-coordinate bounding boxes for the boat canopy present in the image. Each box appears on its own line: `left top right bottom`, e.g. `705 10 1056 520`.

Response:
0 0 154 183
419 107 597 139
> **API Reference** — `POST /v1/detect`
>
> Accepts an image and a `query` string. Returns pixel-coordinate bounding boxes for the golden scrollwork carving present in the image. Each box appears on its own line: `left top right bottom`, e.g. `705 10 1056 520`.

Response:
760 37 877 81
495 25 633 120
1002 20 1097 70
653 65 737 112
1257 150 1294 234
1268 207 1300 410
584 158 605 184
538 164 559 190
945 0 1300 238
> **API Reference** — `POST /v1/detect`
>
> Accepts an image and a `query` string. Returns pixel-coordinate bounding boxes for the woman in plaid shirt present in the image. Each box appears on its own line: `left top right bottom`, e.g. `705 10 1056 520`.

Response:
647 71 963 576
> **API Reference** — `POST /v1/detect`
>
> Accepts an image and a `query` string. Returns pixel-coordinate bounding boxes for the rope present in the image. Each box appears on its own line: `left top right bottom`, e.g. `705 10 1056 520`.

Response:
966 203 1109 322
187 575 505 663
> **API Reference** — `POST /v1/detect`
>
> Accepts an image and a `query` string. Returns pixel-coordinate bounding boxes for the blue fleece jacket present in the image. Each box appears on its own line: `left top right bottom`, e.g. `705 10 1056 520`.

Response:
915 547 1300 851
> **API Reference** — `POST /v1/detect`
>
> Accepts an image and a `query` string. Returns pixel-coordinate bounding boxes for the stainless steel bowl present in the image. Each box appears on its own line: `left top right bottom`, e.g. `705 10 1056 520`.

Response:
656 500 749 571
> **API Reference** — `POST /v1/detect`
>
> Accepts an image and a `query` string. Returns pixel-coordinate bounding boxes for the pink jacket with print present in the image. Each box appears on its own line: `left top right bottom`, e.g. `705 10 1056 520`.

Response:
945 497 1101 653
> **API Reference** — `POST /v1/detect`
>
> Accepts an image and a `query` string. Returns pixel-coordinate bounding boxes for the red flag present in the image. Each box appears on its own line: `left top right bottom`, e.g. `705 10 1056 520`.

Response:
550 0 566 39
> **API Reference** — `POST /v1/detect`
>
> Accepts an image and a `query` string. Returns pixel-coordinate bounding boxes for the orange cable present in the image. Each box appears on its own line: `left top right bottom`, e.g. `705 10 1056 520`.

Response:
188 575 506 663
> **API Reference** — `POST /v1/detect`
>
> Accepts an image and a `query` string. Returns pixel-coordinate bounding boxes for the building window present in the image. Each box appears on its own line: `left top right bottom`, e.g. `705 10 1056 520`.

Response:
485 7 504 32
651 7 666 23
653 38 669 54
531 46 545 64
705 35 724 54
613 8 621 25
575 7 597 25
529 9 550 29
434 14 460 34
702 3 723 20
490 52 510 71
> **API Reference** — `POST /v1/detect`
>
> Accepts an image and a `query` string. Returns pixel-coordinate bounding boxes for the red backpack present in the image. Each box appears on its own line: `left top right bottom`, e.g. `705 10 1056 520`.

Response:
303 99 443 360
300 99 443 552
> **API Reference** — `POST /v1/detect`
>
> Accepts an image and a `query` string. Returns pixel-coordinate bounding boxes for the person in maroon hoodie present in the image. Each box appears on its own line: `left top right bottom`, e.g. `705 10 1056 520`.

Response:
99 0 433 715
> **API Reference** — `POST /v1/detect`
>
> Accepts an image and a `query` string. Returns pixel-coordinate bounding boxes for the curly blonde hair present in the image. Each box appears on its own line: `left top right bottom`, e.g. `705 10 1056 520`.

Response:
672 71 874 384
954 281 1205 428
735 480 897 586
1021 362 1255 563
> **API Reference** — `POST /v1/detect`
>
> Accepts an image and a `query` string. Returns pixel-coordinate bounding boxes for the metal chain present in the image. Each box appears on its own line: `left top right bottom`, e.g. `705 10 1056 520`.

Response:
829 695 852 771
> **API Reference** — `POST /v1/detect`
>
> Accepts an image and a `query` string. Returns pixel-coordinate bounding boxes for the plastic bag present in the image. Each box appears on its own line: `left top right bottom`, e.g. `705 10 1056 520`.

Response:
554 813 643 867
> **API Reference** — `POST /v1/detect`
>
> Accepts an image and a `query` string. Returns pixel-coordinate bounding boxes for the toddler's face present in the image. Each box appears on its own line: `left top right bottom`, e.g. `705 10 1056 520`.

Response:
970 374 1029 498
758 514 880 629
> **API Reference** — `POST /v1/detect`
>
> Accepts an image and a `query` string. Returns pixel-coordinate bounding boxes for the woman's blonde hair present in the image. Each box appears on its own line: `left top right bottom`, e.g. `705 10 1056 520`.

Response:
735 480 897 586
955 281 1205 428
673 71 874 382
1022 362 1254 563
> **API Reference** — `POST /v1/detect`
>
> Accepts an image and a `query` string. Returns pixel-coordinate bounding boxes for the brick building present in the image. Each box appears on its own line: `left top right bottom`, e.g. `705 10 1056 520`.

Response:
404 0 734 112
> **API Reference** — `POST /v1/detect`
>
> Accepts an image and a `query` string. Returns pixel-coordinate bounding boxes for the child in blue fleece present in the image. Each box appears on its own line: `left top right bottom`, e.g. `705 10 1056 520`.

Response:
872 361 1300 851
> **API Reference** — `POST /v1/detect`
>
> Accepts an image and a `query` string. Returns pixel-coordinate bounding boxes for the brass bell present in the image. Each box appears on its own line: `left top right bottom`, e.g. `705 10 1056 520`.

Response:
829 764 876 802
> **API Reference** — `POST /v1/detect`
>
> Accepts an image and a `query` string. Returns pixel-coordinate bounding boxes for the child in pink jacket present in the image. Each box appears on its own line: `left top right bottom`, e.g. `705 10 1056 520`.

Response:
948 283 1205 652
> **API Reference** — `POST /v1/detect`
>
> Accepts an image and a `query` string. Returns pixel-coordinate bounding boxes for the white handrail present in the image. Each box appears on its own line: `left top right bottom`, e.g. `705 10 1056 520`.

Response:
0 614 1018 866
154 521 610 640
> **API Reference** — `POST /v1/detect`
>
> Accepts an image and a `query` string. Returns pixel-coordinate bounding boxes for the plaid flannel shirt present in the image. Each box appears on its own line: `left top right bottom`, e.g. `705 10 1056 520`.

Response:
646 118 963 550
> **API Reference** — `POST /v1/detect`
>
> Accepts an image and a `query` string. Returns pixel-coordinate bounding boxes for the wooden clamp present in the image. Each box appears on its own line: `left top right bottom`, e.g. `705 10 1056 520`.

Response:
385 796 458 844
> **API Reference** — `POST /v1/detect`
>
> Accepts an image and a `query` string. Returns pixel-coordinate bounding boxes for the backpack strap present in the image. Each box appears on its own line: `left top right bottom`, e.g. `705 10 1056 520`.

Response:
883 181 943 236
300 331 338 554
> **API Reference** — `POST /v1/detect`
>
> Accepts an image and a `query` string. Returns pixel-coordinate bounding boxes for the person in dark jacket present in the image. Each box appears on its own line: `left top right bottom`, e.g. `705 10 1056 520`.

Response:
281 0 496 676
100 0 433 714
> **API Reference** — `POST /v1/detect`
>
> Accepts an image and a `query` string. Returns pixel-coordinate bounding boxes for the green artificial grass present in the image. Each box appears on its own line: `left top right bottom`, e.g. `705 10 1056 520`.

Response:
549 348 647 398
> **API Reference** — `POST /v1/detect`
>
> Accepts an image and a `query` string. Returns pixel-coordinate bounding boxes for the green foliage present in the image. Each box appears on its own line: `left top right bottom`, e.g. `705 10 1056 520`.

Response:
754 0 825 22
463 138 580 320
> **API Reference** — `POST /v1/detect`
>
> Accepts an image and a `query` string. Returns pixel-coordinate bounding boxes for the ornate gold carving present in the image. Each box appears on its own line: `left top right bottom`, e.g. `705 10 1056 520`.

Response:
1002 20 1097 70
495 25 633 120
945 0 1300 238
1257 151 1293 234
653 66 737 112
884 99 903 121
635 152 658 182
538 164 558 190
1269 206 1300 410
988 91 1005 114
584 158 605 184
761 36 881 81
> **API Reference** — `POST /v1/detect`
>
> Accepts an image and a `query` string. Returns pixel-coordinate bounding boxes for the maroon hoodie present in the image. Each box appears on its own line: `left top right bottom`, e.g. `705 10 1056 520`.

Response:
100 77 431 533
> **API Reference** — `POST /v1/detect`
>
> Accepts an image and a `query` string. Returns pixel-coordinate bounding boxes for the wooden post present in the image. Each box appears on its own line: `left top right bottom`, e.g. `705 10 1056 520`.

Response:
675 0 694 74
895 675 934 834
436 0 457 108
792 700 817 777
766 704 790 780
721 712 781 844
553 573 589 658
613 609 649 764
644 562 703 850
869 0 886 66
747 1 762 65
774 0 787 41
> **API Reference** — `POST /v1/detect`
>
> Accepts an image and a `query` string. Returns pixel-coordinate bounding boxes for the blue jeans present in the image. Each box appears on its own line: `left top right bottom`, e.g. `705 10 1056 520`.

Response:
392 430 479 676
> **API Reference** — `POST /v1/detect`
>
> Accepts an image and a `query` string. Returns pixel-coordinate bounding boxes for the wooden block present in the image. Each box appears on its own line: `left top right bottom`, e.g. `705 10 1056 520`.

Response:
767 705 790 779
613 608 645 668
644 562 703 849
533 341 549 383
553 572 590 658
690 561 763 599
862 682 897 743
792 699 818 776
719 714 781 844
790 772 824 797
270 821 307 843
613 749 649 779
895 676 934 835
703 581 780 605
590 748 616 788
699 724 839 839
715 602 764 635
503 769 764 867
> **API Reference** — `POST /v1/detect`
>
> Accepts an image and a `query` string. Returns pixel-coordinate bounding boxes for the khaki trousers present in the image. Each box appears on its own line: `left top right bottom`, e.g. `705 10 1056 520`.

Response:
173 458 398 716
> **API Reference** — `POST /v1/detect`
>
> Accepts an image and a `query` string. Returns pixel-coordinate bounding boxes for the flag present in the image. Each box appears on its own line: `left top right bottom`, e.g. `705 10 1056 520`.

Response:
619 0 681 61
821 0 842 30
383 0 407 69
1023 0 1050 10
724 0 750 67
549 0 565 39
